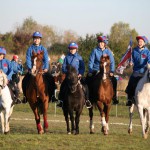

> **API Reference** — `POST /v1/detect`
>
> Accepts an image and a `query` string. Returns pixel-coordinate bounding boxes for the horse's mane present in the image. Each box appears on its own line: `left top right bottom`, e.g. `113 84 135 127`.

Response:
0 69 8 87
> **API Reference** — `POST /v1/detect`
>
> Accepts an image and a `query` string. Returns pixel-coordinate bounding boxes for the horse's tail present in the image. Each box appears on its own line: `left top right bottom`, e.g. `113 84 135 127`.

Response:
37 98 44 115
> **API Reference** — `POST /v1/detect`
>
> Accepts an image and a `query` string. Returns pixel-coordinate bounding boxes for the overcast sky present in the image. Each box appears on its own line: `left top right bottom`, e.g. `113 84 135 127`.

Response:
1 0 150 40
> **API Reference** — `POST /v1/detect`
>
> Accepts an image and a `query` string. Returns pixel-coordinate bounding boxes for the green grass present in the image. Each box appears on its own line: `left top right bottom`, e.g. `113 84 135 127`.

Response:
0 99 149 150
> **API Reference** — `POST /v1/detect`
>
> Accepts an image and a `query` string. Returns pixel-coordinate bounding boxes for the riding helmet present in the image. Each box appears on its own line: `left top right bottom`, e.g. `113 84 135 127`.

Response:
97 36 108 45
68 42 78 49
0 47 6 55
136 36 148 44
32 31 42 38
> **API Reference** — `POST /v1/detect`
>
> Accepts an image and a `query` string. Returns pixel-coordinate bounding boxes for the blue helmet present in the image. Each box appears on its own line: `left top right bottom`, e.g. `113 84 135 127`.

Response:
32 31 42 38
97 36 108 45
136 36 148 44
68 42 78 49
0 47 6 55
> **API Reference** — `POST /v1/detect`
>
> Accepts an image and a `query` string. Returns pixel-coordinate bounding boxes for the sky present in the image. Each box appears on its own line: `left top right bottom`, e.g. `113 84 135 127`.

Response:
1 0 150 40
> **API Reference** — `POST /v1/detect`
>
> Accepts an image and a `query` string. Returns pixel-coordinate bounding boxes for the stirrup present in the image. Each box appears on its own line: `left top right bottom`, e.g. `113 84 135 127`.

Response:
85 100 92 109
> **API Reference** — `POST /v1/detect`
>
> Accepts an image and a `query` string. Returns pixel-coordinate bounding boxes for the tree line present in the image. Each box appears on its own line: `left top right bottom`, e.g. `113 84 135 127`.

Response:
0 17 150 76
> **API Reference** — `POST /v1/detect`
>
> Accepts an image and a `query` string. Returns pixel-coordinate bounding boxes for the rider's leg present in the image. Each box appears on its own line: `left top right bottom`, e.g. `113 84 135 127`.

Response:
56 79 67 107
126 76 142 106
110 76 119 105
81 78 92 108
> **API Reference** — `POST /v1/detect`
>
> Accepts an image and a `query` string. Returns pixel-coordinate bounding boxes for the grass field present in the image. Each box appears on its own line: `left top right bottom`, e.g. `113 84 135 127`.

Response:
0 98 150 150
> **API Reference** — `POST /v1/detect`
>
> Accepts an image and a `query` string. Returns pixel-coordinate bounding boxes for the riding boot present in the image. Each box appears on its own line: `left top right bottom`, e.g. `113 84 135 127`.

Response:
110 76 119 105
81 83 92 109
56 79 67 107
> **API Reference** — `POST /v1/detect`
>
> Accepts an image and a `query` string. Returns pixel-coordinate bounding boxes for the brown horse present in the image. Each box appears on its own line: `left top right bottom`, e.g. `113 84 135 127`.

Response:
25 51 55 134
87 55 113 135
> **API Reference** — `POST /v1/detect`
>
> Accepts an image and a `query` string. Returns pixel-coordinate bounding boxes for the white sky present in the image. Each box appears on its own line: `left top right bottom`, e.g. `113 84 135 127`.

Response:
0 0 150 40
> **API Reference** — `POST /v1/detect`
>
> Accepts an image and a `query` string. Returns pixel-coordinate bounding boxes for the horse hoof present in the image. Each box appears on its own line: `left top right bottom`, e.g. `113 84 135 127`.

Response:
67 132 71 135
128 129 132 135
38 130 44 134
143 134 148 139
44 128 48 133
75 131 79 135
4 131 10 135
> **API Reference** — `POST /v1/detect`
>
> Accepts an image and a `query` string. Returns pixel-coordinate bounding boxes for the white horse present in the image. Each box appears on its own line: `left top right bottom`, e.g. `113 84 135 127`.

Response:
0 70 14 134
128 64 150 139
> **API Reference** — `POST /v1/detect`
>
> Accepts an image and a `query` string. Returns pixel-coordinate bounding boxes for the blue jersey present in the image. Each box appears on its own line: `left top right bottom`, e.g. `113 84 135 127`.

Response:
62 52 85 75
11 60 23 74
0 59 13 80
26 44 49 70
88 47 115 73
132 46 150 74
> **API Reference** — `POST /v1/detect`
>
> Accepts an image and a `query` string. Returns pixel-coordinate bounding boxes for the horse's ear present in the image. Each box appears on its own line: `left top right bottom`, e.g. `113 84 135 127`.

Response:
32 51 36 56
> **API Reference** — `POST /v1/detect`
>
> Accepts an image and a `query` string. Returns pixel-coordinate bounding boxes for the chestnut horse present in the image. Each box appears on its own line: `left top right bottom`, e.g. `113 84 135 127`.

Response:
87 55 113 135
24 51 55 134
63 65 85 135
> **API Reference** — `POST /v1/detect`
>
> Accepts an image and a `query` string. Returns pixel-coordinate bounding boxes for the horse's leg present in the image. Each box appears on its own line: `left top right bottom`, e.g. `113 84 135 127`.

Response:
31 104 43 134
75 110 82 135
69 111 75 134
63 109 70 134
4 108 11 134
0 112 5 134
145 107 150 135
137 105 147 139
89 106 94 134
43 100 49 133
128 104 134 134
97 101 106 135
103 103 111 135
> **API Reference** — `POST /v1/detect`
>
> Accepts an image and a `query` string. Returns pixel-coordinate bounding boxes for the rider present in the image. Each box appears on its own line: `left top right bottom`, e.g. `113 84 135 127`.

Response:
88 36 119 105
126 36 150 106
56 42 92 108
0 47 21 104
22 31 56 103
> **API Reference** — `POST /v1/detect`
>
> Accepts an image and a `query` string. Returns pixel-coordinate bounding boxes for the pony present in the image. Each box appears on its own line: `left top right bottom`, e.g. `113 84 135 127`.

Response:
63 65 85 135
0 70 14 134
25 51 55 134
87 55 113 135
128 64 150 139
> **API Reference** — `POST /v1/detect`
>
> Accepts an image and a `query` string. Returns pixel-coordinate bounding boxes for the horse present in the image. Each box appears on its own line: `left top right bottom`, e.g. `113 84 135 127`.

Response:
0 70 14 134
63 65 85 135
128 64 150 139
87 55 113 135
24 51 55 134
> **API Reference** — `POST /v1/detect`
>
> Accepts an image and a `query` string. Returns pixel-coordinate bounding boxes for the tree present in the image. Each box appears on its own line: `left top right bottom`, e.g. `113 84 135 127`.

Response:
109 22 138 66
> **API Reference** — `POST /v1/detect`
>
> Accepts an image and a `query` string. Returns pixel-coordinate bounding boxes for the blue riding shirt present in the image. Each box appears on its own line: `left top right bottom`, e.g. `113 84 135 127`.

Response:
88 47 115 73
26 44 49 70
62 52 85 75
0 59 13 80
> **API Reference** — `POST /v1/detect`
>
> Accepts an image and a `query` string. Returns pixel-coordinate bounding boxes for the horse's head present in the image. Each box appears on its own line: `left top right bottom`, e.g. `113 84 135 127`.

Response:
100 55 110 80
66 65 79 93
51 62 62 76
0 70 8 94
31 51 44 76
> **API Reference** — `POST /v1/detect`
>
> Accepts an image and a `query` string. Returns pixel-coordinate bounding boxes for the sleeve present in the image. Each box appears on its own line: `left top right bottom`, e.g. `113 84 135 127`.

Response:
7 60 14 81
42 46 49 69
26 46 32 70
108 50 115 72
88 49 95 73
78 57 85 75
62 57 67 74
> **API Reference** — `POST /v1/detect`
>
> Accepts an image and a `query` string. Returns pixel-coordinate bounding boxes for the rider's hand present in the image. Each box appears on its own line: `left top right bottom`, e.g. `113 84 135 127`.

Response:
109 72 114 76
43 69 48 73
88 73 93 77
78 74 82 79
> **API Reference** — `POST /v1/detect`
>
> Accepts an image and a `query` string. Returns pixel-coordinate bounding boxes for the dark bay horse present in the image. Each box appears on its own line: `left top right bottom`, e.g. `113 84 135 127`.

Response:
24 51 55 134
63 65 85 135
87 55 113 135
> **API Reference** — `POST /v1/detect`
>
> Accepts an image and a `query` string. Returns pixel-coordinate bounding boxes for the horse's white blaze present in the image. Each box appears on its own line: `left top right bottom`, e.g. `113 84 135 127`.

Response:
0 70 14 134
31 57 37 75
103 62 107 80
